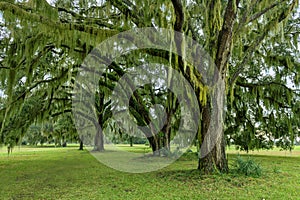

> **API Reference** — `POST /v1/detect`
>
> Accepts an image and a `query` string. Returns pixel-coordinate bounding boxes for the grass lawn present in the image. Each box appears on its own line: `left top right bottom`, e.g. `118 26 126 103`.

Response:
0 145 299 199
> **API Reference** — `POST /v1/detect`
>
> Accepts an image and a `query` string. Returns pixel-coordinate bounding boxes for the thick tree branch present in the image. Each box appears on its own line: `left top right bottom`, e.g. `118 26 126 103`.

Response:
74 110 98 127
171 0 184 32
57 7 115 29
264 96 292 109
216 0 240 76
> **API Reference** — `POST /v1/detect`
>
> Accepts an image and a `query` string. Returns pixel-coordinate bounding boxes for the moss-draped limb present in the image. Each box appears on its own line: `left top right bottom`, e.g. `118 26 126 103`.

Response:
0 2 118 38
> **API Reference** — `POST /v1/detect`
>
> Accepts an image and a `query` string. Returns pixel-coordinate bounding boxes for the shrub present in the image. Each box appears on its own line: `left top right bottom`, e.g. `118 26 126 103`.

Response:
233 155 262 177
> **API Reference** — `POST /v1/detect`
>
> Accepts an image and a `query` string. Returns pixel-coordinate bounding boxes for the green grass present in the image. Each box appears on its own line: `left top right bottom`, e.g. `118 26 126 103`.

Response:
0 145 299 199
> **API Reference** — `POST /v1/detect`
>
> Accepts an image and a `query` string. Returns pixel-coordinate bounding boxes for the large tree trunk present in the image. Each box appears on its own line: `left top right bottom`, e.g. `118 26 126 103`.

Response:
161 109 172 151
93 128 104 151
170 0 235 174
196 0 238 173
148 135 160 156
161 92 179 153
198 137 228 173
197 94 228 173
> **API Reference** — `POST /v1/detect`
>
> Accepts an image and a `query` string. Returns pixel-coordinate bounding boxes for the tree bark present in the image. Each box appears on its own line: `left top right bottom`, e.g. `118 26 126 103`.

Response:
93 91 105 152
93 128 104 151
79 138 84 150
148 135 159 155
197 102 228 173
198 137 228 173
161 111 172 151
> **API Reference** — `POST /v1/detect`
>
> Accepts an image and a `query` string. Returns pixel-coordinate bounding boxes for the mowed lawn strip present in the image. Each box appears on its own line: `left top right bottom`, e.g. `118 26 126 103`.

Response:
0 145 299 199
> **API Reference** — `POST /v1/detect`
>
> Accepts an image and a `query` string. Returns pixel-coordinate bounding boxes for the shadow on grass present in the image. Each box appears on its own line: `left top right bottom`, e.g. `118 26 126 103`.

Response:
156 169 206 181
155 168 267 190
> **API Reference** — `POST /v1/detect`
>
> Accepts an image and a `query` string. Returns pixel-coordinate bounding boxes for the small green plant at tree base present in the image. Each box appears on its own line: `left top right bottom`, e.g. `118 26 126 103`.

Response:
233 155 262 177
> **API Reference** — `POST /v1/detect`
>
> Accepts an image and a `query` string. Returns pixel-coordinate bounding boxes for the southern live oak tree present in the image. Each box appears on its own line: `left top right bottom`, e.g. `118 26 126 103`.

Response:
0 0 299 173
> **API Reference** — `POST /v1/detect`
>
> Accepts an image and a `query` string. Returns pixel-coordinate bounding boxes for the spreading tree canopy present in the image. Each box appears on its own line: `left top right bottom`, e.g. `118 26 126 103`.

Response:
0 0 299 174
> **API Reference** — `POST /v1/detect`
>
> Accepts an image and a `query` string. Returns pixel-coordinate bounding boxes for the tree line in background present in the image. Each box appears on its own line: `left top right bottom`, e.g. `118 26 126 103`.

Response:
0 0 299 174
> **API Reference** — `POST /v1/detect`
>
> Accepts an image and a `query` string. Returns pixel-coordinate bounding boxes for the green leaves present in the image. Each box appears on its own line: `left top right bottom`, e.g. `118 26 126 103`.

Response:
233 156 262 177
0 0 298 161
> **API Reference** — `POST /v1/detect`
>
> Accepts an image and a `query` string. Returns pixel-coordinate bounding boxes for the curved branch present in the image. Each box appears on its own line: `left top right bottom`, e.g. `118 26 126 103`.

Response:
108 0 148 27
236 80 300 94
57 7 115 29
0 2 118 38
0 63 9 69
248 1 281 23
